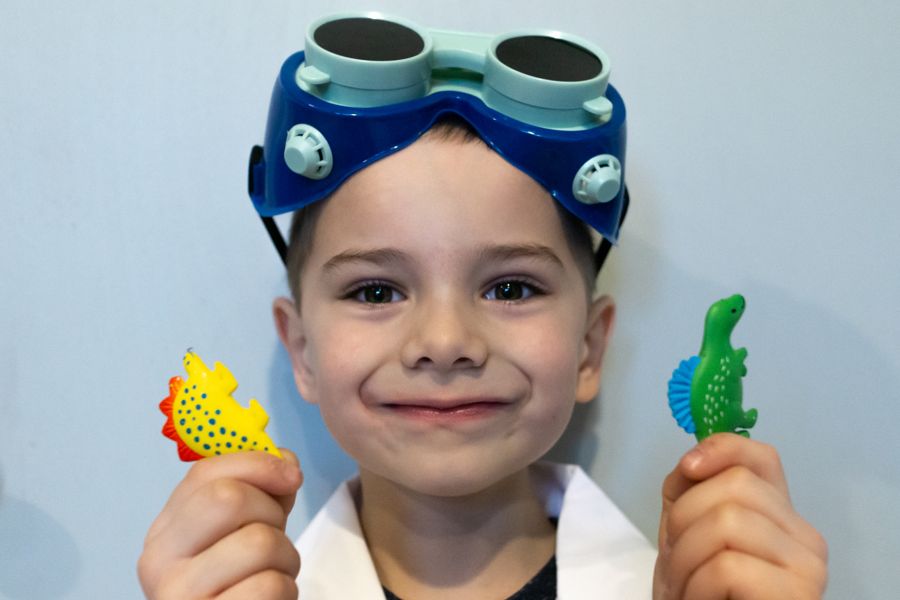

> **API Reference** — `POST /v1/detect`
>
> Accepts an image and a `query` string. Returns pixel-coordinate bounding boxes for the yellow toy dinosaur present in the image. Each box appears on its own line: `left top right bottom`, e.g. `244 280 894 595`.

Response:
159 351 281 461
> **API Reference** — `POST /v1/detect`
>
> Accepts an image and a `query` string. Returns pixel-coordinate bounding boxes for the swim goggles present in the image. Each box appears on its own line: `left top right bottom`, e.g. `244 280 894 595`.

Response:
247 12 630 267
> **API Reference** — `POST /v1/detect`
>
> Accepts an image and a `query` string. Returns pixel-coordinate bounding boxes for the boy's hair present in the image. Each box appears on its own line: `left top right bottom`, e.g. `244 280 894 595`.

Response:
285 116 600 302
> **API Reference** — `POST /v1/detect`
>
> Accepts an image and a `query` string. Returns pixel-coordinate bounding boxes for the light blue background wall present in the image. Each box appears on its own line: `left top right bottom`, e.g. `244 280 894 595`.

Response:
1 1 898 598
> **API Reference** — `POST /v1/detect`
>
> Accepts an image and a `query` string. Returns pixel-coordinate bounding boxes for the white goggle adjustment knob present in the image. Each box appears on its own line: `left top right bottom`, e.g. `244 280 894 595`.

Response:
284 124 333 179
573 154 622 204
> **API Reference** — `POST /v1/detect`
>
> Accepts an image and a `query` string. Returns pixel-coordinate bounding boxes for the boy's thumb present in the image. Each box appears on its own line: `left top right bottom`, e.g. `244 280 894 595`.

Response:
280 447 300 468
280 447 303 484
274 448 303 520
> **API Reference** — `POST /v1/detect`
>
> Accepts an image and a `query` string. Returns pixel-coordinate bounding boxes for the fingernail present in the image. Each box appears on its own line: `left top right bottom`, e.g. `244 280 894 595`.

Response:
279 448 300 468
283 464 302 487
279 451 301 478
683 446 703 471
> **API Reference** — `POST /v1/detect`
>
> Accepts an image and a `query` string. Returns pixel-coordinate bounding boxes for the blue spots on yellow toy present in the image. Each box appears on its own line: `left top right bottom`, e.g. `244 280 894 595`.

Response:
159 351 281 461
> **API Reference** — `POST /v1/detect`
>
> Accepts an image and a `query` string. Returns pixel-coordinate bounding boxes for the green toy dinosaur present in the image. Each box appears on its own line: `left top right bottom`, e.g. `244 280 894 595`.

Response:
667 294 758 441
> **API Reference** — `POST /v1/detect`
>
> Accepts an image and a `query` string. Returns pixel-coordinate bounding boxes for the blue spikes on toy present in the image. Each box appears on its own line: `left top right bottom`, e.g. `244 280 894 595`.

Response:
668 356 699 434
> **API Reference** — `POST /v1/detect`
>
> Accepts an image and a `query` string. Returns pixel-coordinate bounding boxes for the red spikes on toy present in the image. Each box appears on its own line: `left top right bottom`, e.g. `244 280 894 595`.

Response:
159 376 203 461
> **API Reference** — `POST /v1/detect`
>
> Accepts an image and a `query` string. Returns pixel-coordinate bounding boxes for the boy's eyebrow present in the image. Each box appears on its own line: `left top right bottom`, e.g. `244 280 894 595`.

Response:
320 244 564 273
321 248 411 273
476 243 565 269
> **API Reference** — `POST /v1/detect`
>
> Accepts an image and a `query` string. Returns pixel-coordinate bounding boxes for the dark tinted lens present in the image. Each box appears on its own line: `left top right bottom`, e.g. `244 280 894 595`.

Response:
496 36 602 82
314 17 425 61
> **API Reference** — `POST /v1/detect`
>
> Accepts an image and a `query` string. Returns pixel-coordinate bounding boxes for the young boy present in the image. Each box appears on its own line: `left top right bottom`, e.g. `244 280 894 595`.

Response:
138 14 827 599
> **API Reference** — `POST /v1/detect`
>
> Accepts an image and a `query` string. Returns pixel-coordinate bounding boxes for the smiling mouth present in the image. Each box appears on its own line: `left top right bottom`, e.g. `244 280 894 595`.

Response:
382 401 510 420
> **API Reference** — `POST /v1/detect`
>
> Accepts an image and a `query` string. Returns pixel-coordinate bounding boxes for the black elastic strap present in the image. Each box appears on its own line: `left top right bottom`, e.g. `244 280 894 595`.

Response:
593 185 630 274
249 144 290 265
262 215 288 265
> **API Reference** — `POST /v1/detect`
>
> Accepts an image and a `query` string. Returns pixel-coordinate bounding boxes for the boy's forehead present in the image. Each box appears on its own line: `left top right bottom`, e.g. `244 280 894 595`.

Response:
314 138 571 249
344 138 538 197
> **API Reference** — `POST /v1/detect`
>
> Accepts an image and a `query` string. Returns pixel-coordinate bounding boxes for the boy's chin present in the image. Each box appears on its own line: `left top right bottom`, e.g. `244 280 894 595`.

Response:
363 451 544 499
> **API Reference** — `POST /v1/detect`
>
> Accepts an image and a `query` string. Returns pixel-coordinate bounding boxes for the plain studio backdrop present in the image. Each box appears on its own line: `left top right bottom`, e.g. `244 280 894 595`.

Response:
1 1 898 598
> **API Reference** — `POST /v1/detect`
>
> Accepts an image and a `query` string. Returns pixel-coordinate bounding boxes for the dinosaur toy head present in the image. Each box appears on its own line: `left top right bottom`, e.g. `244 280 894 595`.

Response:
182 352 238 398
705 294 745 341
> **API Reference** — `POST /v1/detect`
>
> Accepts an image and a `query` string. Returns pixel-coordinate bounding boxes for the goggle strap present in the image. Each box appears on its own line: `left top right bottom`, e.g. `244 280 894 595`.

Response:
593 185 629 274
262 215 289 265
594 238 612 274
250 143 289 264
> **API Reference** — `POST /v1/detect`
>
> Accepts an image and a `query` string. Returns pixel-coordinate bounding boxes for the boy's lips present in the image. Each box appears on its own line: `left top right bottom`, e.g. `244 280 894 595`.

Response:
382 397 513 410
377 396 515 421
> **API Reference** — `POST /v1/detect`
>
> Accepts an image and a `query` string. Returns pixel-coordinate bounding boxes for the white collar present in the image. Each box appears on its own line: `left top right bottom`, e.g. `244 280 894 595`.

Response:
296 462 656 598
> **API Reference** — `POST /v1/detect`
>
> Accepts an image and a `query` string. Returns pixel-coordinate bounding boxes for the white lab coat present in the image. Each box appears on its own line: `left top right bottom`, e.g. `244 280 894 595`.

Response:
295 462 657 598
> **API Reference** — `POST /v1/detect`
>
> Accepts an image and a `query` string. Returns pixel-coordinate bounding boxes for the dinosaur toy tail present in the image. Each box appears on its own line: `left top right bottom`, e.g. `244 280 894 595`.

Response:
668 356 699 434
159 376 204 461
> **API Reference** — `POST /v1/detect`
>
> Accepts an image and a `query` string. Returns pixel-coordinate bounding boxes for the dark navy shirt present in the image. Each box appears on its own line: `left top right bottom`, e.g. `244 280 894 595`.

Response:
382 554 557 600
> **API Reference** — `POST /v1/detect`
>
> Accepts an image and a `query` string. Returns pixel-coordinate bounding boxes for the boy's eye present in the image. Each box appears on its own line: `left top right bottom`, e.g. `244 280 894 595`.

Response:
351 283 403 304
484 280 537 302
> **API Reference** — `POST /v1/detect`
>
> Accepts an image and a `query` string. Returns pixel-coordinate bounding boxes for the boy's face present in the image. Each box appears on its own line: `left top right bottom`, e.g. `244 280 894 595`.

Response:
275 137 614 497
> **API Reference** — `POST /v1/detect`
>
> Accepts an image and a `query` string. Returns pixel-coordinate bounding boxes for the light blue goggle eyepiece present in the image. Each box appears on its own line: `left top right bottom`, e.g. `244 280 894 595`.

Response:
298 12 615 129
248 12 629 252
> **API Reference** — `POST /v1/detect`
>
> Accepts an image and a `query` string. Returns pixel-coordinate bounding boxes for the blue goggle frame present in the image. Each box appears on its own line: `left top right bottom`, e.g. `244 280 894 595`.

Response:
247 15 630 266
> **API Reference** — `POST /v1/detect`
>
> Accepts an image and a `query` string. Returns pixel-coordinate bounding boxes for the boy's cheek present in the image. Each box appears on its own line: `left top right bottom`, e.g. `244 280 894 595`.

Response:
303 333 392 402
515 327 583 375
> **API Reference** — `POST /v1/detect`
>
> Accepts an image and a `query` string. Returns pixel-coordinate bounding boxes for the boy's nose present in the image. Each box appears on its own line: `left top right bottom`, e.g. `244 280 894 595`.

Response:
400 297 488 371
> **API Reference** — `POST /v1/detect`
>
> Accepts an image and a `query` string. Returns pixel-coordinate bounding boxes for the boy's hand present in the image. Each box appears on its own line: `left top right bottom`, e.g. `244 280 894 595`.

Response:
653 434 828 599
138 449 303 599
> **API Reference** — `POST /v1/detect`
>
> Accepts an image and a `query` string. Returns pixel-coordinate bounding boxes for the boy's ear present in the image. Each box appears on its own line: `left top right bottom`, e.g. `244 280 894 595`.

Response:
273 296 318 404
575 294 616 404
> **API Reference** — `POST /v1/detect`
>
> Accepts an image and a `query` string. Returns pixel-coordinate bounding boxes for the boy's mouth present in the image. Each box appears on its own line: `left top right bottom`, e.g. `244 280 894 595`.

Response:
381 398 512 421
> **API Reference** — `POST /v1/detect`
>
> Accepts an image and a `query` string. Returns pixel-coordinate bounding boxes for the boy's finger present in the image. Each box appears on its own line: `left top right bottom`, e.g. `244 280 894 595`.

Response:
280 447 300 468
658 434 790 551
184 523 300 597
678 433 790 498
660 464 692 510
150 478 291 560
658 458 701 551
215 569 299 600
668 463 827 559
177 450 303 503
665 503 825 599
274 448 301 517
666 465 794 545
681 550 825 600
149 450 302 540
